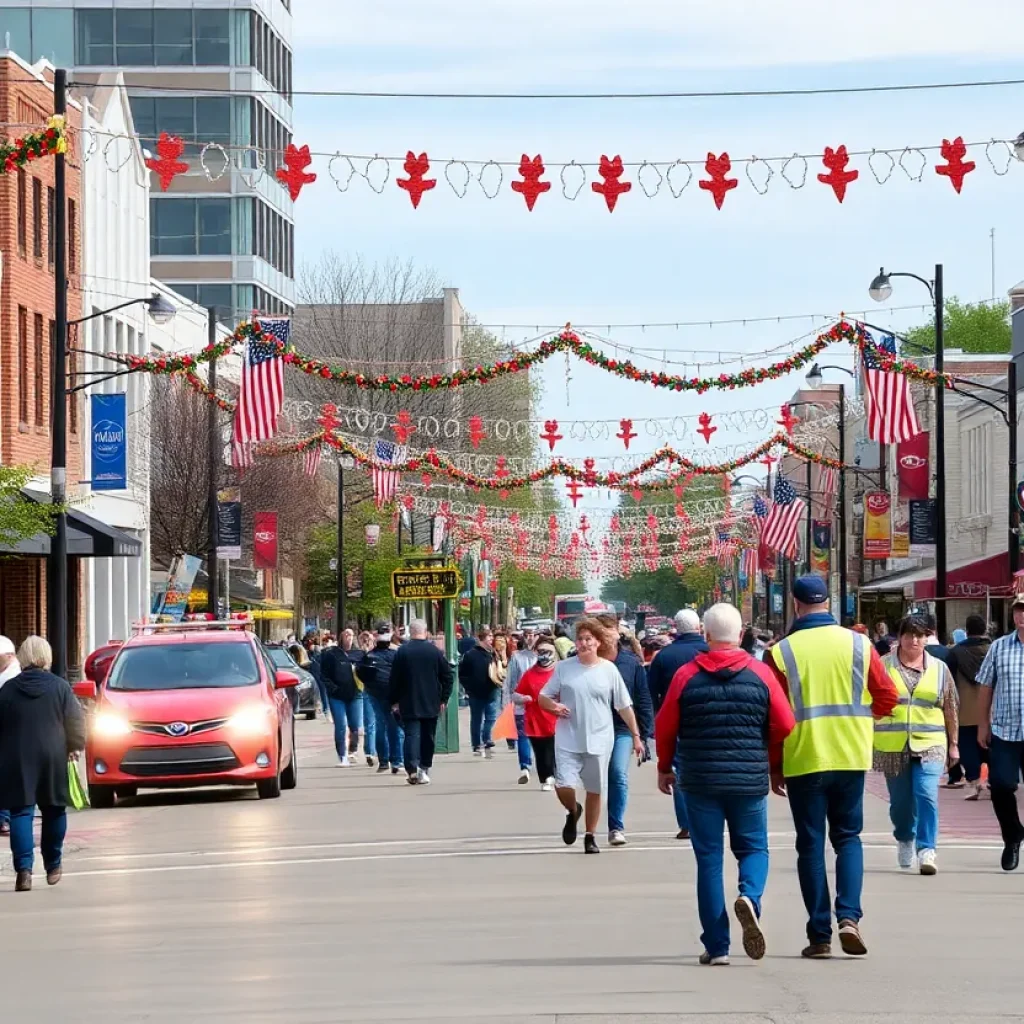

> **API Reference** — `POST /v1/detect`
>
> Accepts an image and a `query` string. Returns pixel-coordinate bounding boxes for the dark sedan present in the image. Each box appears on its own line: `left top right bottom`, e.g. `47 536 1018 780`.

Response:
264 644 320 720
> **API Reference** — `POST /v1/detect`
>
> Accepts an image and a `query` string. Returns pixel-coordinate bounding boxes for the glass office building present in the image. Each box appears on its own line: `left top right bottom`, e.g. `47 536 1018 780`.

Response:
0 0 295 319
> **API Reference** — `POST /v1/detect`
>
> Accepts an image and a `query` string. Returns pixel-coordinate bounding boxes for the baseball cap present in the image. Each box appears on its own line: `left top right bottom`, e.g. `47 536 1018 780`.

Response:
0 635 14 656
374 619 394 639
792 575 829 605
1011 594 1024 610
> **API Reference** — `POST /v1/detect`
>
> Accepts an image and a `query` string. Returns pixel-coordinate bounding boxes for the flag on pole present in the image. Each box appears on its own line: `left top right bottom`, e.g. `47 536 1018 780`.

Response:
752 494 769 537
818 464 838 507
762 475 806 559
862 333 921 443
233 320 287 446
741 546 759 580
231 438 252 473
303 443 322 478
371 439 406 507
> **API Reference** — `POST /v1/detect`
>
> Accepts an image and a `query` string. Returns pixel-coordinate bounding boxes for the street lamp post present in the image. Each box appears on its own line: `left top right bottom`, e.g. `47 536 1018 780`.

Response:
869 265 947 640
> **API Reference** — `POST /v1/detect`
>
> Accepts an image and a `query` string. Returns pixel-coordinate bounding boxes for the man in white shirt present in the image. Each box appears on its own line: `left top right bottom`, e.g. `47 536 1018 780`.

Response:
0 634 19 836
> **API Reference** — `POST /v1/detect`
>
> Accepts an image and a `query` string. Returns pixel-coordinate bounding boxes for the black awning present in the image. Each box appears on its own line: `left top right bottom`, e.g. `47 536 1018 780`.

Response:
1 490 143 558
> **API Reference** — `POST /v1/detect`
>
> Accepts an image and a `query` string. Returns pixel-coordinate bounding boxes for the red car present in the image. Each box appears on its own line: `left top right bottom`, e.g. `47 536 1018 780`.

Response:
74 621 299 807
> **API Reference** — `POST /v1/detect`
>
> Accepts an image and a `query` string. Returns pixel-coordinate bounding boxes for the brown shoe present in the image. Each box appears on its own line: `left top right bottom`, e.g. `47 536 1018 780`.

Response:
801 942 832 959
46 865 62 886
15 870 32 892
676 829 690 840
838 919 867 956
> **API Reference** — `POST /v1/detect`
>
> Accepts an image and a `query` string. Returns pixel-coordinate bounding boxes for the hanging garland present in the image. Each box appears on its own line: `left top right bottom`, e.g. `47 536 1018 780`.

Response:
122 320 262 375
0 116 68 174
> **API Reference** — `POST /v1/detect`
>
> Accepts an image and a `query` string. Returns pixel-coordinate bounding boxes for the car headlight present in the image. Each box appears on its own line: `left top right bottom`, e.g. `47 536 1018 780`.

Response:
93 712 132 737
226 706 273 736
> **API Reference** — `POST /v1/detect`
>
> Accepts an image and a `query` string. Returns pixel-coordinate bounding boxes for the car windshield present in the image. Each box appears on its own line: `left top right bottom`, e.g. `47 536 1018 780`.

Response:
106 641 261 691
267 648 295 669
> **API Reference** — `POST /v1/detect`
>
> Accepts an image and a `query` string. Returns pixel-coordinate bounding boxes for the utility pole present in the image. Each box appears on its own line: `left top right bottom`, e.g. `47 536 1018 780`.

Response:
336 462 345 632
934 264 948 641
1009 359 1019 580
838 383 849 624
206 307 219 617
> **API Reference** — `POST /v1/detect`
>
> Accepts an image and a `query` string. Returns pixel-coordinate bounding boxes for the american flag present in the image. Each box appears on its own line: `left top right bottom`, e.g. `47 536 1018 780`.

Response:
712 530 737 565
233 320 287 446
752 494 769 536
818 464 838 507
371 439 406 507
862 333 921 443
762 475 806 559
303 443 322 478
231 438 252 473
741 547 759 579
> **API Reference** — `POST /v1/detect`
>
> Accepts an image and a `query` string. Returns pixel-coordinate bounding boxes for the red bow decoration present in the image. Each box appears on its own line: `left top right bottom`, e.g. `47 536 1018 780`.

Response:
699 153 738 210
494 456 511 499
776 403 799 435
467 415 486 448
583 458 597 487
145 133 189 191
511 154 551 211
591 154 631 212
539 419 563 451
578 514 590 537
420 472 432 487
631 487 644 502
697 412 717 444
817 145 858 203
276 143 317 201
935 136 976 194
566 479 583 507
759 454 778 470
317 403 339 436
390 409 416 443
397 151 436 208
616 418 638 450
401 494 414 511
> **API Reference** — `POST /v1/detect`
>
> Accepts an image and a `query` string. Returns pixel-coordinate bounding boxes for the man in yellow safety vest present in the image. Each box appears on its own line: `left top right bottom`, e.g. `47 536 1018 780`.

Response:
764 576 898 960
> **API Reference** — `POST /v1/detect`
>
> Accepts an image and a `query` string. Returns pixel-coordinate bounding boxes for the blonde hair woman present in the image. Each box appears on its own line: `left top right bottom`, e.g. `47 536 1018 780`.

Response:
0 636 86 891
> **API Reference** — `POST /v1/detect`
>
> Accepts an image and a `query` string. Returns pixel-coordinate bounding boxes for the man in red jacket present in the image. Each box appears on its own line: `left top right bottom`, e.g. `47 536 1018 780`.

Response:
656 603 795 966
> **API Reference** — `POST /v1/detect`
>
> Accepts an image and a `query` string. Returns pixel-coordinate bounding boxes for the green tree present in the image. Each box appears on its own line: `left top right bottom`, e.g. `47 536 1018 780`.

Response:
0 464 59 548
903 297 1011 355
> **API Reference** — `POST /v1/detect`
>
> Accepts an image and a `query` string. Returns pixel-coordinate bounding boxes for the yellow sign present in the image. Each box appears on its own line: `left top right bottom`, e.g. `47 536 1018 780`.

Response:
392 566 462 600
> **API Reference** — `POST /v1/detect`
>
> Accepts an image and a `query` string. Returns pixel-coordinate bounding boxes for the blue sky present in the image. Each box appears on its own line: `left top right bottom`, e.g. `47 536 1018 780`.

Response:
287 0 1023 512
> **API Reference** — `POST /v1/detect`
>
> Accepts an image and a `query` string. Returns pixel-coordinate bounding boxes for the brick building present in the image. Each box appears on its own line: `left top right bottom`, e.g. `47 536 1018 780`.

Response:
0 53 86 665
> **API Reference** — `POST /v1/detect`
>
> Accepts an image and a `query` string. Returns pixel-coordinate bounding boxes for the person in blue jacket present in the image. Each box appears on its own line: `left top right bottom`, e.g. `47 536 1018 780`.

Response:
595 614 654 847
648 609 709 838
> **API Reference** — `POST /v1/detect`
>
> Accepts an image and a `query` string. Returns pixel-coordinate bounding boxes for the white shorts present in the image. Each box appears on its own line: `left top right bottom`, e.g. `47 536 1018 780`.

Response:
554 748 610 795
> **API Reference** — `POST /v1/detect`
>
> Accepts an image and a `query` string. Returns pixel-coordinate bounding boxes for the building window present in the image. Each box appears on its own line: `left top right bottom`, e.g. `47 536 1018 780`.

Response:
248 11 291 99
68 199 77 273
46 186 55 270
154 8 192 65
32 178 42 259
33 314 45 426
75 8 113 64
194 9 230 64
150 197 232 256
76 9 233 66
17 306 29 424
964 424 990 517
16 169 26 256
131 96 232 155
115 8 153 65
198 198 231 254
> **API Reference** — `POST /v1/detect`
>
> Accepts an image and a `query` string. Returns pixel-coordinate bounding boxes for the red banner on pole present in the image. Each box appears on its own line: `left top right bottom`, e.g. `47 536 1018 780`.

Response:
864 491 892 560
897 431 930 501
253 511 279 570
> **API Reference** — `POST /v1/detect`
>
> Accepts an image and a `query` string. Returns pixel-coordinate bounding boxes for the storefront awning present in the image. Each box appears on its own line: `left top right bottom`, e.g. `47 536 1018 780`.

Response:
1 490 143 558
859 552 1012 599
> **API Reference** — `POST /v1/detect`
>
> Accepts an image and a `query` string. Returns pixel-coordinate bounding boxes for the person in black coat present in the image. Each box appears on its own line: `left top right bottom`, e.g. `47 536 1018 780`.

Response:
389 619 454 785
320 633 362 766
459 626 501 756
0 636 86 892
359 621 404 774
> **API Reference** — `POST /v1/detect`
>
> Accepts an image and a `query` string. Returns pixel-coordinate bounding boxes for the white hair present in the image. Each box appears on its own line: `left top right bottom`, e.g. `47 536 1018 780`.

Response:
674 608 701 633
18 635 53 670
409 619 428 638
702 604 743 645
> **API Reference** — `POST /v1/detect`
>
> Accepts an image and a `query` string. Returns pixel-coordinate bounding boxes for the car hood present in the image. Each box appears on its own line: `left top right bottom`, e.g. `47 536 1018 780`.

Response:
99 686 264 722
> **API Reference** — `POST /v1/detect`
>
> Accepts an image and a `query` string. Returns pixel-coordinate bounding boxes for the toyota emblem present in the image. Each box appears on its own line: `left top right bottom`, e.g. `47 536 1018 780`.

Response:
166 722 189 737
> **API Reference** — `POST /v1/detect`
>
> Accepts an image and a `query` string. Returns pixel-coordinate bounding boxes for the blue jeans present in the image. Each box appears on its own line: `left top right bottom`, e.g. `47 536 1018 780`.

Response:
328 697 362 762
607 732 635 833
359 690 376 756
685 791 769 959
885 757 942 851
673 748 689 832
9 805 67 873
370 693 405 768
468 693 498 749
515 713 532 770
957 725 985 783
0 809 9 830
316 678 331 719
786 770 865 944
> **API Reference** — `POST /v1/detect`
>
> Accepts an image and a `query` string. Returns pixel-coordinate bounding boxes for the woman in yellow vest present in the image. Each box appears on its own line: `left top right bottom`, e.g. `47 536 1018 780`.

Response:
874 616 959 875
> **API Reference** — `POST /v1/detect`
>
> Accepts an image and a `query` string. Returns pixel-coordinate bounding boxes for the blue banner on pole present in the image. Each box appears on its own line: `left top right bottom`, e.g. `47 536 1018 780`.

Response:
90 393 127 491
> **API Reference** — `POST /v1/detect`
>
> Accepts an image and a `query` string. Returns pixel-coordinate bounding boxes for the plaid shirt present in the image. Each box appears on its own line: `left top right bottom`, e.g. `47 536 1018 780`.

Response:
976 631 1024 742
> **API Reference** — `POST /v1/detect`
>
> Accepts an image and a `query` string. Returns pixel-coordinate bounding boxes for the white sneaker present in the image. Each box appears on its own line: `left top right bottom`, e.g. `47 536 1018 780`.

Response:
698 953 729 966
609 830 627 847
897 839 915 869
473 749 484 758
484 747 495 760
541 781 553 792
919 848 937 875
965 781 982 801
518 768 530 785
416 768 431 786
338 757 351 768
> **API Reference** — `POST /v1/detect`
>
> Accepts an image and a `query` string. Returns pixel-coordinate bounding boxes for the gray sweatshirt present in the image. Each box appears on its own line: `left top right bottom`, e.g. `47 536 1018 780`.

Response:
504 649 537 716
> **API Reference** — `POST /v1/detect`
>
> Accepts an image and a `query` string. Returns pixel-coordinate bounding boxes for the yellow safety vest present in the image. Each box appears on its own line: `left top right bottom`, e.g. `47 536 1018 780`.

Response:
873 654 946 755
768 625 874 778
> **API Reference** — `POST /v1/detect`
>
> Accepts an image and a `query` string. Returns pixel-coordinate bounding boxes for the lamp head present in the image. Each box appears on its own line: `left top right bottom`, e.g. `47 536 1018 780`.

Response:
145 292 177 325
805 363 823 390
1014 132 1024 163
868 268 892 303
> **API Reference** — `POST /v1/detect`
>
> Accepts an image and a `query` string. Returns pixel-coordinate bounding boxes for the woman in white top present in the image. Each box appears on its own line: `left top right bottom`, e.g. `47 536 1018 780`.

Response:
538 617 643 854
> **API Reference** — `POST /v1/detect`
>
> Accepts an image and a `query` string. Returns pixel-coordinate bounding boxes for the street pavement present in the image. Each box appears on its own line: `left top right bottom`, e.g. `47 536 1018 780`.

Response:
2 713 1022 1024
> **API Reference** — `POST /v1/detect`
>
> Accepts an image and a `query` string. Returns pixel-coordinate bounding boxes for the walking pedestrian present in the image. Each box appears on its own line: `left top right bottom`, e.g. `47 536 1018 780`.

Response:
513 636 560 790
359 621 404 775
320 628 363 767
0 635 21 837
976 594 1024 870
505 627 538 784
764 576 898 959
945 614 991 798
389 619 454 785
460 626 501 758
537 617 644 855
872 620 895 657
553 622 575 660
304 636 331 722
648 609 708 840
0 636 86 891
874 616 959 875
655 604 795 965
595 613 654 847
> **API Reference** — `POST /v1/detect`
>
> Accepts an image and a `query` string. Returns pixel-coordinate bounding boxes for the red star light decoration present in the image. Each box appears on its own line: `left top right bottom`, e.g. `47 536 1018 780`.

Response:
390 409 416 443
616 418 638 450
145 133 189 191
591 154 631 212
583 458 597 487
776 403 799 434
467 415 487 448
511 154 551 211
397 151 436 208
817 145 858 203
539 419 563 451
697 412 717 443
276 143 317 201
566 479 583 507
699 153 738 210
934 136 976 194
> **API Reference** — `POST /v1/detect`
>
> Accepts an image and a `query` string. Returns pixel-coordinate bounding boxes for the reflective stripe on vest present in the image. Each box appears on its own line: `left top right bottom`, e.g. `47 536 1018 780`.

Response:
873 655 946 752
777 631 872 723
